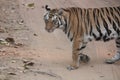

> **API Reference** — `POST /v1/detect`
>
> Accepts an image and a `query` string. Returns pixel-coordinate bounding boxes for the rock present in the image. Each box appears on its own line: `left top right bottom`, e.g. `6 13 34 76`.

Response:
27 3 35 9
33 33 37 36
0 38 9 45
18 20 24 25
8 72 16 75
23 60 34 69
5 37 15 44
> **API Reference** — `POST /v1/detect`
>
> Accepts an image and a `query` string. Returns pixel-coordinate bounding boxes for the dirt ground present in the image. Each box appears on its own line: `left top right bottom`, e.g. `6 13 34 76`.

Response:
0 0 120 80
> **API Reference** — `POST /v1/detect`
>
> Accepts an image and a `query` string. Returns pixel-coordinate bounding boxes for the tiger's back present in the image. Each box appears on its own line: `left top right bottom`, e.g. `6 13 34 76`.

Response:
62 6 120 42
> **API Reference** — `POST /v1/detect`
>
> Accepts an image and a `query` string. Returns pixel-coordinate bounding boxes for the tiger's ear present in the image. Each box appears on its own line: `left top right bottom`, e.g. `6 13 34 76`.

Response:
58 8 63 15
45 5 51 11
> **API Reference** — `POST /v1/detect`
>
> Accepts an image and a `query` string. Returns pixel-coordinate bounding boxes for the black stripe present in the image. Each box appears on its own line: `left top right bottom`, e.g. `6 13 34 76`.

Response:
105 7 110 15
96 25 102 38
116 45 120 47
58 17 62 26
92 33 97 40
117 29 120 35
77 8 82 35
100 14 111 35
87 9 90 25
80 8 83 17
84 9 88 34
111 8 120 27
117 6 120 10
64 18 67 34
62 9 68 34
90 25 93 36
116 41 120 44
103 34 110 42
96 17 100 27
101 8 105 15
67 9 74 36
107 16 112 23
112 8 119 25
113 7 120 16
67 30 70 37
70 33 74 42
103 20 111 36
96 12 102 37
91 12 102 41
77 46 86 51
70 38 73 42
93 9 96 21
75 8 80 35
86 9 90 35
113 15 119 27
112 21 120 35
66 9 71 34
113 21 117 31
116 39 120 47
110 7 114 16
67 23 72 37
117 37 120 39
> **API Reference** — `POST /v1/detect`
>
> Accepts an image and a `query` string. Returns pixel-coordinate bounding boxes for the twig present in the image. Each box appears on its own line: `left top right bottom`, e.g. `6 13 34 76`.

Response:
29 69 62 80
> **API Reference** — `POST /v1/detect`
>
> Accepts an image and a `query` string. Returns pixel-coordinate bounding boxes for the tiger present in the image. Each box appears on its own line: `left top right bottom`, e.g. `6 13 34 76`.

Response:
43 5 120 70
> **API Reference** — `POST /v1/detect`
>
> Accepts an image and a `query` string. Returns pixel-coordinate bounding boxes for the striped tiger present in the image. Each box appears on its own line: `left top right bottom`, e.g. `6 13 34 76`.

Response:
44 5 120 70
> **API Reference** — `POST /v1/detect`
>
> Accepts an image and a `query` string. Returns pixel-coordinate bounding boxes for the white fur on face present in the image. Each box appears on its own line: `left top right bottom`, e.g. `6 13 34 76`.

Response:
52 15 57 21
44 13 49 20
44 13 57 22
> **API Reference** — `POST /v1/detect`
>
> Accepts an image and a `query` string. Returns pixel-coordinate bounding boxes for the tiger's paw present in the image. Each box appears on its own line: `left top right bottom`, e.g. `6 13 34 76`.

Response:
79 54 90 63
105 58 120 64
67 65 79 71
105 59 116 64
105 53 120 64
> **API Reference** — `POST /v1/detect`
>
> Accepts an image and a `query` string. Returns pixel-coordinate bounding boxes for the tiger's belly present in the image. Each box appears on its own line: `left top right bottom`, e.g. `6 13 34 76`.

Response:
84 32 118 42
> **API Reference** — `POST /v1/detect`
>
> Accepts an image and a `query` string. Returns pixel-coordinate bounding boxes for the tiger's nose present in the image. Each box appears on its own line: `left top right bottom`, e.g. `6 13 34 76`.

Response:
45 27 51 32
45 27 49 31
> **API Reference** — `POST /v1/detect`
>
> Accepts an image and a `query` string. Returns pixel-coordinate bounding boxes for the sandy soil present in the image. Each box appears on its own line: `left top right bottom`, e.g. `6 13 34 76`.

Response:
0 0 120 80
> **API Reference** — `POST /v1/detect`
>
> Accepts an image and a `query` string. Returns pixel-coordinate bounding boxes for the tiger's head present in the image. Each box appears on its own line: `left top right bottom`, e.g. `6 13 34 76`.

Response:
44 5 65 33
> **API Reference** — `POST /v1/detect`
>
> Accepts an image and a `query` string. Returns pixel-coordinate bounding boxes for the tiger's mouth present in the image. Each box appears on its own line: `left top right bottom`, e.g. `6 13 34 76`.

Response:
45 28 54 33
47 29 54 33
45 26 59 33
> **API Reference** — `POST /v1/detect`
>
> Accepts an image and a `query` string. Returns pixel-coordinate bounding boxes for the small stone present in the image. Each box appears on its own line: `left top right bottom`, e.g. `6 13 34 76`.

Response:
0 38 9 45
11 60 16 63
41 6 44 8
107 53 111 56
5 37 15 44
27 3 35 8
8 72 16 75
90 65 94 67
33 33 37 36
28 62 34 66
100 75 104 77
18 20 24 25
23 60 34 69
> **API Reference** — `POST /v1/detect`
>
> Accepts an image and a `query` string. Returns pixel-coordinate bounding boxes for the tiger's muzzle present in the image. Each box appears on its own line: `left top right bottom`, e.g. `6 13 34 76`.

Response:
45 27 54 33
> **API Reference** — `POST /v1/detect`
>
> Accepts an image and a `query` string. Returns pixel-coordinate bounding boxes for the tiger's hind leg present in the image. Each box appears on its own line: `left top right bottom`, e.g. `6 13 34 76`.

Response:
105 37 120 64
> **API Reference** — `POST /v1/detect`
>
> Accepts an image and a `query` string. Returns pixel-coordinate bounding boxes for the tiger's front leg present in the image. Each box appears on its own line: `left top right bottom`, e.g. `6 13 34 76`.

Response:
67 38 89 70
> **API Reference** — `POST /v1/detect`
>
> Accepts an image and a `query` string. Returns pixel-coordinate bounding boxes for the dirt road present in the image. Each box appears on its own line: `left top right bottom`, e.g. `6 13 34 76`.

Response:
0 0 120 80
